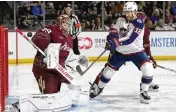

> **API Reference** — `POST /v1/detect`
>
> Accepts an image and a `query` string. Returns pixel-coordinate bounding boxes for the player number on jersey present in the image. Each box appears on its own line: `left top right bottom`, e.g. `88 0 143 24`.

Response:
41 28 52 34
134 27 142 35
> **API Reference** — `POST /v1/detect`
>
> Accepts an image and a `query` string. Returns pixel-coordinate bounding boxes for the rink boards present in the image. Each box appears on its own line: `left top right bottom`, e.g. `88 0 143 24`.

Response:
7 31 176 64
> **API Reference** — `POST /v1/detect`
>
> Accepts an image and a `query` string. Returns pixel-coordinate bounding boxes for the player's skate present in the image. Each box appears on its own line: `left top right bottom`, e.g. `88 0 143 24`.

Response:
140 83 151 104
89 82 104 99
140 91 151 104
149 84 159 92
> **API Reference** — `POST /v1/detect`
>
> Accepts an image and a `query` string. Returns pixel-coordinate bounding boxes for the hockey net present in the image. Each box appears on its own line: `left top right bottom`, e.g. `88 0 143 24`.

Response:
0 26 9 111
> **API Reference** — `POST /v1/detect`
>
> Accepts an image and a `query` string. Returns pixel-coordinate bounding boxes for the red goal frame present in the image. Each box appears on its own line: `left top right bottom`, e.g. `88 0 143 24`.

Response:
0 26 9 111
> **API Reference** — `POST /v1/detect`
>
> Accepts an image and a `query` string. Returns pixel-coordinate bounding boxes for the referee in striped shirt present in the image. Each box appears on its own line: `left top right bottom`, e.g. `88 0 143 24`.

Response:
64 3 82 55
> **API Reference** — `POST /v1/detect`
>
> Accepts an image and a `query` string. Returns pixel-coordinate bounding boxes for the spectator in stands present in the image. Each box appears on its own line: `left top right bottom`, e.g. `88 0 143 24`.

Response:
57 9 65 16
172 4 176 16
47 2 54 9
166 1 172 11
104 25 110 31
112 12 119 24
144 1 153 17
145 19 155 30
138 1 146 11
79 11 87 22
104 2 113 15
81 20 86 31
96 14 102 30
171 16 176 30
150 8 161 26
18 2 28 17
103 8 108 22
107 11 113 26
165 9 174 25
111 2 123 14
91 7 102 30
32 1 45 26
173 16 176 23
18 17 30 29
85 21 92 31
155 19 175 30
86 8 97 30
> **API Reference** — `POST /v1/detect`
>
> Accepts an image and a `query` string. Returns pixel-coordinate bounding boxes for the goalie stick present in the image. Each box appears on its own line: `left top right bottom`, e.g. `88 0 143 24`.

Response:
156 65 176 74
15 27 75 84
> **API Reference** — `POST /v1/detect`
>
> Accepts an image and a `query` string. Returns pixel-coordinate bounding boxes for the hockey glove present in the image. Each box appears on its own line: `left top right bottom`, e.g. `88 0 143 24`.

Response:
105 38 120 51
105 32 120 51
148 54 157 68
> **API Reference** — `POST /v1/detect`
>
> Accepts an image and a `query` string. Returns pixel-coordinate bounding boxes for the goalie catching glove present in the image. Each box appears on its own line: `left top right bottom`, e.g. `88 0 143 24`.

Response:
43 43 89 75
65 50 89 75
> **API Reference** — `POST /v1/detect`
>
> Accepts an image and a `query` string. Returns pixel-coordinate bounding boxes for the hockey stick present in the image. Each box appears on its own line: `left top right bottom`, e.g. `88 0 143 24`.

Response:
156 65 176 74
15 27 75 84
81 49 107 75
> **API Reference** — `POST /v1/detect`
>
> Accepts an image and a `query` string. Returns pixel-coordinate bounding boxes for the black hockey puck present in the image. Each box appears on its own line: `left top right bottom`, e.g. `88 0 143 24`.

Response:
27 32 33 37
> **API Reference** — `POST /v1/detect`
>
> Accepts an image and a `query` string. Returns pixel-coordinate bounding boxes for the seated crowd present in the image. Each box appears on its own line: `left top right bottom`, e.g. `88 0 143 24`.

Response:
17 1 176 31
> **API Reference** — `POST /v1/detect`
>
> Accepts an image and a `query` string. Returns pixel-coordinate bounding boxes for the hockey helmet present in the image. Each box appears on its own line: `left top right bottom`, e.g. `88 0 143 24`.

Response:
123 2 138 12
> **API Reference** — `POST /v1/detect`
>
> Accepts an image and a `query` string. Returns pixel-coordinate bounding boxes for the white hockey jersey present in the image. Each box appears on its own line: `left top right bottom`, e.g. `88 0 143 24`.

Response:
116 18 145 54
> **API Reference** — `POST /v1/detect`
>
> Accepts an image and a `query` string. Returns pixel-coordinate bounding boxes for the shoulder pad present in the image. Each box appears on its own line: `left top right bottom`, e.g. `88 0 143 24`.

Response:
136 19 142 24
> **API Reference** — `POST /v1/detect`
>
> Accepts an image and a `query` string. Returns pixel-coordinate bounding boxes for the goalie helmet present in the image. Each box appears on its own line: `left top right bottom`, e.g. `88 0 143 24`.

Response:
123 2 138 12
57 14 71 34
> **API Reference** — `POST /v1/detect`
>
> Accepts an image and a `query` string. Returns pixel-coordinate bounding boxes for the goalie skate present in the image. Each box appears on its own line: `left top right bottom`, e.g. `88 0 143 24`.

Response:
12 101 20 112
140 91 151 104
89 82 104 99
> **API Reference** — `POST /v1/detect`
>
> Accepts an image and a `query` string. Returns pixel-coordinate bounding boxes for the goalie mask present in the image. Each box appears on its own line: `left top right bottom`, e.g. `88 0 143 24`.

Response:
57 15 71 34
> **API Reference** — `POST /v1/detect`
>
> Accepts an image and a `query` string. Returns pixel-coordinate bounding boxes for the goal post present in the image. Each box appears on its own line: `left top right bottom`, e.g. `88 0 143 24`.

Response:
0 26 9 111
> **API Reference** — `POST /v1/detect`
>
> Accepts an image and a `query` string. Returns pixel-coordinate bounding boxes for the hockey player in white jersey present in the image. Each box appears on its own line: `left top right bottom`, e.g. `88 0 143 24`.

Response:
89 2 154 104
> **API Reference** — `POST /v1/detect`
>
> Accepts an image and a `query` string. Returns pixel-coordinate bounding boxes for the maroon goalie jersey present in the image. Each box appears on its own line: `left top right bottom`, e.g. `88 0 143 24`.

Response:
143 27 151 55
32 24 73 71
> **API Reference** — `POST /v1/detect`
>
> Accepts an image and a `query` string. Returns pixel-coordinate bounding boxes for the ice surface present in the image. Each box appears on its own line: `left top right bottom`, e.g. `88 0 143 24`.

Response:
7 61 176 112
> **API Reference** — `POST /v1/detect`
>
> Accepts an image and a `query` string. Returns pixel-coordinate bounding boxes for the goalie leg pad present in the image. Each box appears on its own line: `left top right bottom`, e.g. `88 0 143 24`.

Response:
61 83 89 106
140 62 154 91
19 92 72 112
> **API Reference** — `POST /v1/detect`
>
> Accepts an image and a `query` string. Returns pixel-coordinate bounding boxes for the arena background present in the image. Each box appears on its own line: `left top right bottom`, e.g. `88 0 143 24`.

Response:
1 1 176 64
